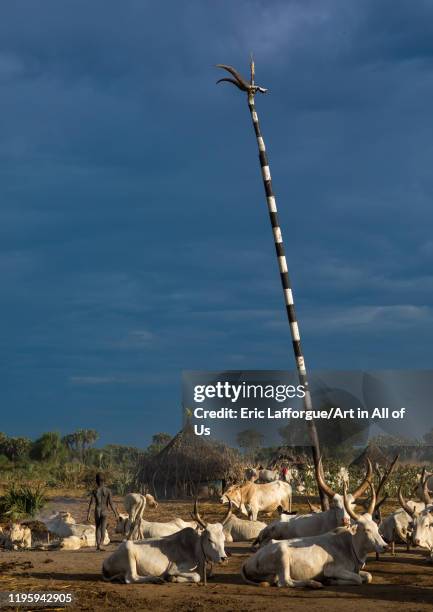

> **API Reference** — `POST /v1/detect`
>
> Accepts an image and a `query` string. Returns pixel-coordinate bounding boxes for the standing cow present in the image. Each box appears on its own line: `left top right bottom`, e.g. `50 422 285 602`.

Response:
221 480 292 520
124 493 158 540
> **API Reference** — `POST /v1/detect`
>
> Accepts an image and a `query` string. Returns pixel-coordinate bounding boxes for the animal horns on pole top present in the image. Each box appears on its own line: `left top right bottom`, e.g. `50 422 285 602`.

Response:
352 458 373 500
398 485 415 517
192 499 208 529
216 62 268 94
315 456 336 498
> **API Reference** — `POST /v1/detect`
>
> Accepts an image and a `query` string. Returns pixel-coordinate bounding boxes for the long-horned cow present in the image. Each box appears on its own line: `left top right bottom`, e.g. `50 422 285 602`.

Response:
103 501 231 584
222 515 267 542
401 478 433 560
41 511 110 549
379 485 426 555
221 480 292 520
254 459 372 547
242 482 387 587
116 516 197 539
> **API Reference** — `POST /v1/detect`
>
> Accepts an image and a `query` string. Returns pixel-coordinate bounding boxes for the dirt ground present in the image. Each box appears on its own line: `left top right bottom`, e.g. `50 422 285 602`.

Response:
1 497 433 611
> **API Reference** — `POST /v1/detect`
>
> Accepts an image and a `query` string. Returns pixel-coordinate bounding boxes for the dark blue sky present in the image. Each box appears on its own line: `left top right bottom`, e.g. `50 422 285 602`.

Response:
2 1 433 447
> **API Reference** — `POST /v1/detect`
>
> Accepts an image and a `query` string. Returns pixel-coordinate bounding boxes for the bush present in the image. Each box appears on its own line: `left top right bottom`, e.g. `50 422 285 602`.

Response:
0 484 46 520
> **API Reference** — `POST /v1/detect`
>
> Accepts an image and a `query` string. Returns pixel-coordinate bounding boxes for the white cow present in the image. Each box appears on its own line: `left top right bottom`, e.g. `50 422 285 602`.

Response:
379 508 414 554
221 480 292 520
415 470 433 500
103 501 230 584
412 507 433 560
222 515 267 542
242 483 387 587
116 516 197 539
42 511 75 537
403 478 433 560
123 493 158 540
254 459 372 547
41 511 109 548
257 469 279 483
4 523 32 550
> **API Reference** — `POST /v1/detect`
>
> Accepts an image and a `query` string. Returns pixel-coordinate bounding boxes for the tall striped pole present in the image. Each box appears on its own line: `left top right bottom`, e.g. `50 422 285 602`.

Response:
217 60 328 510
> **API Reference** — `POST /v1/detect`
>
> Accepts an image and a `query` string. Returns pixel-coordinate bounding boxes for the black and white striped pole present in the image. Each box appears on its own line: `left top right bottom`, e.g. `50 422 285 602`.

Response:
217 60 328 510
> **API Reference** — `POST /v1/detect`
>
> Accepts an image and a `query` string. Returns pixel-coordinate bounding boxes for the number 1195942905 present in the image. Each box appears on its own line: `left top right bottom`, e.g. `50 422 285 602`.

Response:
0 591 74 607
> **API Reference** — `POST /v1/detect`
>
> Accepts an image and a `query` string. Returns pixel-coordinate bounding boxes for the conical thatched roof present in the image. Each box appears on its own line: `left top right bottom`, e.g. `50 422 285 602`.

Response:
137 423 245 495
350 443 390 467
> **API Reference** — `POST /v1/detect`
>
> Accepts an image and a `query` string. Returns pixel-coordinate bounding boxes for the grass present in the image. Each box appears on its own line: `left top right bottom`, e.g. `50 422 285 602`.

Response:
0 484 47 520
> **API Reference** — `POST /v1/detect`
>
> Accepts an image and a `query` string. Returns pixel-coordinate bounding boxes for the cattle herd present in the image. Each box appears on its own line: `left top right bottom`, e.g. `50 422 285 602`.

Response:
1 462 433 590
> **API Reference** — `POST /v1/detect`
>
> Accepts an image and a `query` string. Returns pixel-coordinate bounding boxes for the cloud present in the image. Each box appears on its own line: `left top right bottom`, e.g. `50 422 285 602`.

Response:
305 304 432 332
2 1 433 444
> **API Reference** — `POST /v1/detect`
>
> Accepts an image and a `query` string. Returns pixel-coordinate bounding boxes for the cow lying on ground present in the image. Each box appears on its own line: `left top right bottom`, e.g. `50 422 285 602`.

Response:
41 511 109 550
103 501 231 584
0 523 32 550
115 516 197 539
222 515 267 542
401 479 433 561
242 483 387 587
123 493 158 540
221 480 292 520
254 459 372 547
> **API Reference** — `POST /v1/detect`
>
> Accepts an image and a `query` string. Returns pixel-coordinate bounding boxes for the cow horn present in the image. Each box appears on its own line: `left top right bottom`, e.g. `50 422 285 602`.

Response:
221 500 232 526
422 476 432 506
315 457 336 498
343 482 360 522
366 480 376 516
398 485 415 518
376 455 399 499
192 499 208 529
352 458 373 499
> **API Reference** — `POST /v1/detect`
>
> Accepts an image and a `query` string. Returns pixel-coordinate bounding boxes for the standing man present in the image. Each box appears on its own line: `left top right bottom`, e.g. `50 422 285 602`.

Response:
87 473 118 551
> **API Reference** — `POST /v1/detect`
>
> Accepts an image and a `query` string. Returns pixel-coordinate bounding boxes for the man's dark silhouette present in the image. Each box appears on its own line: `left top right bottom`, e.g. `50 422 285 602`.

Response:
87 473 118 551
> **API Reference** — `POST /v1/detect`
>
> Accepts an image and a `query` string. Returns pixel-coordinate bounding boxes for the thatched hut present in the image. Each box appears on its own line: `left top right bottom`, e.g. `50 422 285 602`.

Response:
137 424 245 499
269 446 312 469
350 443 391 468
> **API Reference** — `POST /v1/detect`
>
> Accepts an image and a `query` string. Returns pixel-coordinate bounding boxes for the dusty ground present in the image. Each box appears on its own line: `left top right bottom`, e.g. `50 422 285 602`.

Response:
1 497 433 611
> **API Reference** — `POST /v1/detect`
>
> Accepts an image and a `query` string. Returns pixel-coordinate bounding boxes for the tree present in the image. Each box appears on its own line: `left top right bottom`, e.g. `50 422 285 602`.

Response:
62 429 98 462
3 437 31 462
30 432 65 462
